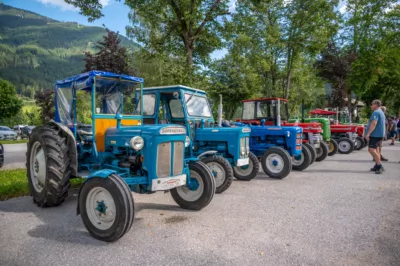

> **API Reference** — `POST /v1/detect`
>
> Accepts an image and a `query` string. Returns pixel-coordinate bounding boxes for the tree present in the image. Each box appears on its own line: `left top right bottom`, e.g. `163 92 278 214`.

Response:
66 0 230 71
84 28 135 75
207 54 259 120
0 79 22 119
34 90 54 124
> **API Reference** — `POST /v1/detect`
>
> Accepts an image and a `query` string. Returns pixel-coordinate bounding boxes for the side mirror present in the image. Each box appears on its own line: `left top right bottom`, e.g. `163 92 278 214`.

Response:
173 91 180 99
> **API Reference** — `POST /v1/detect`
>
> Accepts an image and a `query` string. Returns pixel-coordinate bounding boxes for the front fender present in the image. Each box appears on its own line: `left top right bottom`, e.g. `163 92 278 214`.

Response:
197 150 218 159
76 170 117 215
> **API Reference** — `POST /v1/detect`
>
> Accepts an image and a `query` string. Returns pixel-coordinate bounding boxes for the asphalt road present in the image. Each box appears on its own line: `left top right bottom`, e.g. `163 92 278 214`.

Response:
0 143 399 266
1 143 26 169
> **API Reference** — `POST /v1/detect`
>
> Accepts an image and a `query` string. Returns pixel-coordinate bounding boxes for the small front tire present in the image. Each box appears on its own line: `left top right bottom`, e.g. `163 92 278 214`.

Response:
201 155 233 194
233 152 259 181
328 139 338 156
261 147 292 179
171 161 215 210
303 142 316 164
315 141 329 162
337 138 355 154
355 136 365 150
292 144 312 171
79 174 134 242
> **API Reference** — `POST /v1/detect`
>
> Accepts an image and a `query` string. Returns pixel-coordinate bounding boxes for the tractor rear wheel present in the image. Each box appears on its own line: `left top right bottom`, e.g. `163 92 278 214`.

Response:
337 138 354 154
355 136 365 150
328 139 338 156
171 161 215 210
292 144 311 171
261 147 292 179
233 152 259 181
79 174 134 242
201 155 233 194
27 125 71 207
315 141 329 162
303 142 316 164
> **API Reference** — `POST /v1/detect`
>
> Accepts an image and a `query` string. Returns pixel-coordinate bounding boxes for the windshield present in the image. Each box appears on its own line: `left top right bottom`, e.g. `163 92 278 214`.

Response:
256 101 275 119
1 126 12 131
184 93 211 117
136 94 156 116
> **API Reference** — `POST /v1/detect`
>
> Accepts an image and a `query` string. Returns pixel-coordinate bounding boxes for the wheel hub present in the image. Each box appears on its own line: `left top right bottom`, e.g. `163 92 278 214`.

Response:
29 142 46 193
87 187 116 230
266 154 284 173
96 200 107 214
207 162 226 187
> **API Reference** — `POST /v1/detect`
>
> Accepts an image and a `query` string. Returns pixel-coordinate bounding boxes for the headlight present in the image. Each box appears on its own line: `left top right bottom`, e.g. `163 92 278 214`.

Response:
185 136 190 147
130 136 144 150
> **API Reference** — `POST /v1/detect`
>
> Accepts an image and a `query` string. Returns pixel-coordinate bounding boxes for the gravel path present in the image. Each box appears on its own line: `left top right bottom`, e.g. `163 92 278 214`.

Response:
0 143 399 266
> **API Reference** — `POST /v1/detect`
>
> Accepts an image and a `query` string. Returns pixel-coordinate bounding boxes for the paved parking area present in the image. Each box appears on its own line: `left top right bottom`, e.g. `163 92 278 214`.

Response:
0 143 399 266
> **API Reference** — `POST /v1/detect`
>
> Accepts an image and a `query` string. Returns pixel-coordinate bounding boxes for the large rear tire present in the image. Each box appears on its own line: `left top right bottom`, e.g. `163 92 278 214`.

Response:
261 147 292 179
355 136 365 150
337 137 354 154
79 174 134 242
201 155 233 194
171 161 215 210
26 125 71 207
328 139 338 156
233 152 259 181
292 144 311 171
315 141 329 162
303 142 316 164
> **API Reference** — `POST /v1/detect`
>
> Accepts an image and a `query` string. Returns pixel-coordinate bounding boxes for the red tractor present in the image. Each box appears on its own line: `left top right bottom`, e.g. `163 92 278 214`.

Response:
309 109 365 152
237 98 329 162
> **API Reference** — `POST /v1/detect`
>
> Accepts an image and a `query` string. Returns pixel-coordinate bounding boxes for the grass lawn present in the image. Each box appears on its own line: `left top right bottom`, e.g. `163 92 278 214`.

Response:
0 139 29 145
0 169 83 201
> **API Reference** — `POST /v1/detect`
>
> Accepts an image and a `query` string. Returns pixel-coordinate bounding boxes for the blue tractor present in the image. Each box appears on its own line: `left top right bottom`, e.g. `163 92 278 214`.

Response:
233 98 311 178
26 71 216 242
140 85 258 191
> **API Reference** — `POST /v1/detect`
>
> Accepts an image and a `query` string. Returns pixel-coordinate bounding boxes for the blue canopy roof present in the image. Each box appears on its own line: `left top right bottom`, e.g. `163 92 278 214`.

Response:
55 70 144 91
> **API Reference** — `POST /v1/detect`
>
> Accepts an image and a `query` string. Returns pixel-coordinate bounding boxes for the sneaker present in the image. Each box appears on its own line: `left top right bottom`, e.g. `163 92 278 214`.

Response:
375 166 384 174
389 143 394 146
370 165 378 171
381 156 389 162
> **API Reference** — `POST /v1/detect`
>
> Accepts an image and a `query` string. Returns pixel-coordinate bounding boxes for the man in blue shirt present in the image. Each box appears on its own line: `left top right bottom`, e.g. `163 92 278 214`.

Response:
365 100 386 174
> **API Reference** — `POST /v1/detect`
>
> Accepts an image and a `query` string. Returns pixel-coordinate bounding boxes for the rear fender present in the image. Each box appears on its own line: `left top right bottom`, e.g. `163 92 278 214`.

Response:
76 169 117 215
46 121 78 177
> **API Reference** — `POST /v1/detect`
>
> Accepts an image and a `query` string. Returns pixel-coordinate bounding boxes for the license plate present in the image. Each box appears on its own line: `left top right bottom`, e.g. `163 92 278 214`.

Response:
237 157 249 166
151 174 186 191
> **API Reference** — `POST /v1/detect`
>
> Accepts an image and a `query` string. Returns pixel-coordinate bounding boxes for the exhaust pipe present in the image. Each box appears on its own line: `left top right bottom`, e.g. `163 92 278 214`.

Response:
277 99 281 126
217 94 223 127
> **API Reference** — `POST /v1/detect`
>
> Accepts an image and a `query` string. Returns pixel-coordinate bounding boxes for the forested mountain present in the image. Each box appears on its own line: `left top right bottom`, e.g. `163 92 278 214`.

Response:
0 3 138 98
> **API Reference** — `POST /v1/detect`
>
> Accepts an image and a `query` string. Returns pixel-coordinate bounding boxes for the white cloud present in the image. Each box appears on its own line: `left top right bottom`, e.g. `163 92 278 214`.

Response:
37 0 110 11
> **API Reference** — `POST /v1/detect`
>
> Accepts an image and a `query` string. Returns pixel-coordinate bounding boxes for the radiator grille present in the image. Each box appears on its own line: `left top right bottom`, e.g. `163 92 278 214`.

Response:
157 141 184 178
157 142 171 178
173 141 184 175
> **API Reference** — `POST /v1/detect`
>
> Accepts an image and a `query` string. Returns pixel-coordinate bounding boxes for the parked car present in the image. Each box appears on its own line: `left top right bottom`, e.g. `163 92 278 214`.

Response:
0 126 18 140
21 126 36 139
13 125 28 137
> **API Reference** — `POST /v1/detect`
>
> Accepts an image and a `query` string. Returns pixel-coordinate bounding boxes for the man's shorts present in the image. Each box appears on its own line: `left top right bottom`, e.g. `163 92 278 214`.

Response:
390 130 397 138
369 137 383 149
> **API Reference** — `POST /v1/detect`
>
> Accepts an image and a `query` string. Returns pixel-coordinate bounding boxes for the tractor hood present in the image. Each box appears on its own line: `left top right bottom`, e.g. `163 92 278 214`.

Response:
283 121 323 133
105 124 187 148
330 124 358 132
250 125 302 136
195 126 251 141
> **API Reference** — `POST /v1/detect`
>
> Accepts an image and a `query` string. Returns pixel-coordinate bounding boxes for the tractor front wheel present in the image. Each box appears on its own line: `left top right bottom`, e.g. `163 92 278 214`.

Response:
355 136 365 150
171 161 215 210
261 147 292 179
292 144 312 171
201 155 233 194
26 125 71 207
337 138 355 154
315 141 329 162
233 152 259 181
328 139 338 156
79 174 134 242
303 142 316 164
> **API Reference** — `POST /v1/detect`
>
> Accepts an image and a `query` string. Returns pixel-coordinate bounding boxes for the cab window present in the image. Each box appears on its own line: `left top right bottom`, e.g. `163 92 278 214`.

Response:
169 99 184 118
